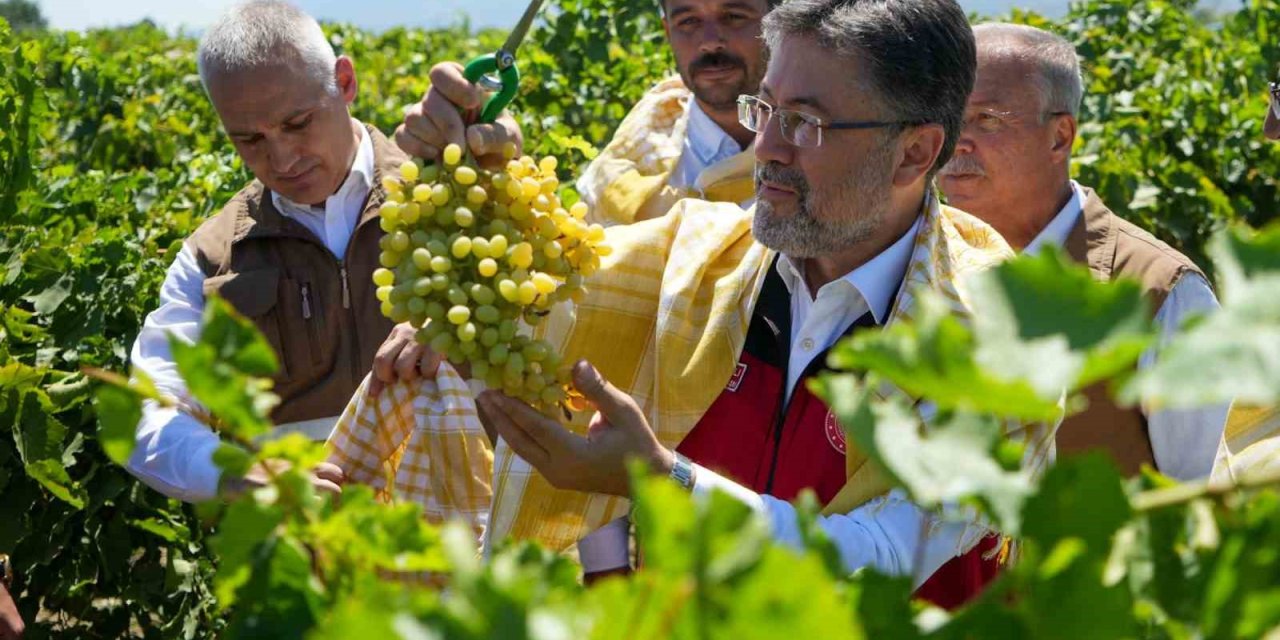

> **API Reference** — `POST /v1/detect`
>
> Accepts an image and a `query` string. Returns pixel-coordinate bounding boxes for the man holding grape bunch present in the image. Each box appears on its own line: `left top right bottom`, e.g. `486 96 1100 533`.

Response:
356 0 1058 605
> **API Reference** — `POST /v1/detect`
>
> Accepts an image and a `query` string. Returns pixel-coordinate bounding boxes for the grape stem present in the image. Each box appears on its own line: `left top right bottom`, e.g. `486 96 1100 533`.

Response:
1131 465 1280 512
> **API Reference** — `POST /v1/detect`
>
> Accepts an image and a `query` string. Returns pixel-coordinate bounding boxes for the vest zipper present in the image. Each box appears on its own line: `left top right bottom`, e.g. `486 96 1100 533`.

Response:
339 264 351 309
301 283 313 320
336 258 360 385
762 315 790 494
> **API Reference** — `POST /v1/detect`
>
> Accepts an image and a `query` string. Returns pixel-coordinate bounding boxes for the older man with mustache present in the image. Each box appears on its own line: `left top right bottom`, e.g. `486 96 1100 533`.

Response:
939 23 1226 481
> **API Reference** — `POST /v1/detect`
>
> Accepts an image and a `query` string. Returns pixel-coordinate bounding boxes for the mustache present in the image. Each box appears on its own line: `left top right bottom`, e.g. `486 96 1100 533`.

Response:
939 154 985 177
689 50 746 75
755 162 808 194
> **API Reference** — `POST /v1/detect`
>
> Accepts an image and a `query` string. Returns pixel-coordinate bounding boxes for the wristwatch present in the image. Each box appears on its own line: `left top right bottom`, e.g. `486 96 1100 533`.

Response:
669 452 696 491
0 554 12 589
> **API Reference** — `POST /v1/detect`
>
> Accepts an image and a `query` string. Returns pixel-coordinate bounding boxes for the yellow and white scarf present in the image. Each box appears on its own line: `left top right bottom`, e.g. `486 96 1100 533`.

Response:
576 76 756 227
329 193 1056 556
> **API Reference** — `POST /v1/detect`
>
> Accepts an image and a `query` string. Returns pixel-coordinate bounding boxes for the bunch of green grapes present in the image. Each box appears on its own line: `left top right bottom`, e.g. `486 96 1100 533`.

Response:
372 143 610 410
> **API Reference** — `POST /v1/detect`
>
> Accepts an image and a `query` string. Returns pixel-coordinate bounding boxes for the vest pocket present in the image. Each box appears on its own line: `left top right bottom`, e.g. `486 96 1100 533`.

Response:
202 268 290 381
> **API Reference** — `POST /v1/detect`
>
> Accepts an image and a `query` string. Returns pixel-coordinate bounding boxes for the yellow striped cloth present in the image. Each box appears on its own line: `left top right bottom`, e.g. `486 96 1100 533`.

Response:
576 76 755 227
1211 404 1280 484
329 192 1058 557
326 368 493 542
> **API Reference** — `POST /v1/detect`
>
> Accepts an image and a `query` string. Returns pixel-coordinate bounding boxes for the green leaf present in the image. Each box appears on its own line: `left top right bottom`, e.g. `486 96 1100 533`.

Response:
1021 453 1131 553
825 291 1063 422
94 383 140 466
1123 224 1280 409
169 296 281 440
210 497 285 608
211 443 253 478
968 248 1153 395
24 458 86 509
813 376 1034 533
200 295 279 377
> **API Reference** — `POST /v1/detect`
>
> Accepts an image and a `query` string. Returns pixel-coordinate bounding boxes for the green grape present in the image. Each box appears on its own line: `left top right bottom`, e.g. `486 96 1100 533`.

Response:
390 230 411 252
447 287 469 306
412 247 432 271
390 302 410 323
407 297 426 315
471 359 490 379
412 277 432 297
452 236 472 258
375 285 392 302
480 327 499 347
455 207 475 227
471 237 491 259
400 160 420 182
430 256 452 273
379 250 402 268
523 341 549 362
488 344 510 365
443 143 463 166
447 305 471 325
429 332 454 354
470 284 496 305
457 322 478 342
475 305 500 324
498 279 520 303
498 320 517 342
489 234 509 256
540 386 564 406
478 258 499 277
425 301 446 322
400 202 421 225
431 273 450 291
525 371 547 392
373 268 395 287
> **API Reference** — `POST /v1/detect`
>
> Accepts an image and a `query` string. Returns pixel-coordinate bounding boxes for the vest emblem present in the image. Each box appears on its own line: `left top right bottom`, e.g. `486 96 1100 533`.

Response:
726 362 748 392
825 410 847 455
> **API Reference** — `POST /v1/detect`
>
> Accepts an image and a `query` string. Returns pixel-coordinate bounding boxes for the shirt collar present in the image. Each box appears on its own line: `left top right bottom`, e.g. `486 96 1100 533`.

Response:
775 207 923 325
1024 180 1086 255
271 120 374 217
686 98 743 166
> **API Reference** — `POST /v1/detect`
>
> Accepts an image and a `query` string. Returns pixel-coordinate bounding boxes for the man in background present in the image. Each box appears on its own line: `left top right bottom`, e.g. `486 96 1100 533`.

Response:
128 0 405 500
395 0 775 226
938 23 1226 481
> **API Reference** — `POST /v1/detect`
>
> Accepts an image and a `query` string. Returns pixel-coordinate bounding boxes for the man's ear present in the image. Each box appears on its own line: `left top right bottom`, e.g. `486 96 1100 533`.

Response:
336 56 358 104
1049 113 1077 162
893 123 945 188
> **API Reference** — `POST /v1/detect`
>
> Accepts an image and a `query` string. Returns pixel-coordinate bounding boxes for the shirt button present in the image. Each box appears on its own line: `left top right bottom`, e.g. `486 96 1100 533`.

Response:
801 338 815 351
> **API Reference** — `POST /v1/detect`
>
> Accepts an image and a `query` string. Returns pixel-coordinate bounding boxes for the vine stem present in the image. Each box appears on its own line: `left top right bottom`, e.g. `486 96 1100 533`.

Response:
1131 465 1280 512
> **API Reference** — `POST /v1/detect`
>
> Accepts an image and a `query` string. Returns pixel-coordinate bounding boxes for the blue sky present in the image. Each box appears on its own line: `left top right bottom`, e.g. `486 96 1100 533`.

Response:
40 0 1070 33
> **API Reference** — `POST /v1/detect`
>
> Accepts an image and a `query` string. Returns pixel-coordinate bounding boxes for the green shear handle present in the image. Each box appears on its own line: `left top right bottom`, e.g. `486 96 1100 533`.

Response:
460 0 544 125
462 52 521 125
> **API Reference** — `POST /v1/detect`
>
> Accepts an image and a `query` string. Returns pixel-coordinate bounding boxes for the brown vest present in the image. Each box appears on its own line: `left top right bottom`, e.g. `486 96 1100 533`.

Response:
185 123 402 424
1056 186 1209 474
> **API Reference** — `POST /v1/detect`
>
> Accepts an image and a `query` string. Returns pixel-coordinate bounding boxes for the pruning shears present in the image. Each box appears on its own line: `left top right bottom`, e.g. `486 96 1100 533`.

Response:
462 0 546 124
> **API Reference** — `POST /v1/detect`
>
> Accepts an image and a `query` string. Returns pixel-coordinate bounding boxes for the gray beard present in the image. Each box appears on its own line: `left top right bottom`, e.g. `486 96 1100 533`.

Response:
752 155 892 259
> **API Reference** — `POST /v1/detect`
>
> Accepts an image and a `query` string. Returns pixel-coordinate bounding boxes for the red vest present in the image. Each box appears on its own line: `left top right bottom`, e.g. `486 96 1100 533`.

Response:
675 260 1000 609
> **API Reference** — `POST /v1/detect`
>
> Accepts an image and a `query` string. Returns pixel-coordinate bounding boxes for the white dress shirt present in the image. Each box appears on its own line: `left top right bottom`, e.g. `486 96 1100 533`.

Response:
127 121 374 502
581 211 983 585
1025 181 1227 481
670 98 744 192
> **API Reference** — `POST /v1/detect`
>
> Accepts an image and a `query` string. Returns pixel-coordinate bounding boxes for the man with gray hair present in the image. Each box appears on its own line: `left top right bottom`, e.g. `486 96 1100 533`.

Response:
127 0 403 500
939 23 1226 481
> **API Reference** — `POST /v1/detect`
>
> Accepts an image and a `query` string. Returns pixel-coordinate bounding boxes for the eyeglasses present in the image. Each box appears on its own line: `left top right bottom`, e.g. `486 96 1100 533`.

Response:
736 94 923 148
